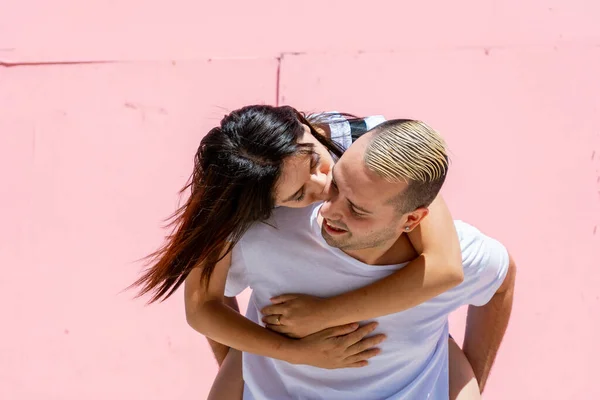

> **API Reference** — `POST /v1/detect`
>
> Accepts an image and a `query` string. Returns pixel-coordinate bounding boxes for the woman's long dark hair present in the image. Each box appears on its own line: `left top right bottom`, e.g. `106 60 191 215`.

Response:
132 105 345 303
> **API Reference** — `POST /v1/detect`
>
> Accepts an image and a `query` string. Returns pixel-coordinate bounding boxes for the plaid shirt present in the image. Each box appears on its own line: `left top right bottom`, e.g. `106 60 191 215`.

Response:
308 112 387 149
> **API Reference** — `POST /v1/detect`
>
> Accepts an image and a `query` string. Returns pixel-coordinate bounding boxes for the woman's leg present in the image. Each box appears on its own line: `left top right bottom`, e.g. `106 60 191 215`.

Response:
449 338 481 400
207 349 244 400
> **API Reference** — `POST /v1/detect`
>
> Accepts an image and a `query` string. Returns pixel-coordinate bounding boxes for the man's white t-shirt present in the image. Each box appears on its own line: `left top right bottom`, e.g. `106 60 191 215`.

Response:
225 204 509 399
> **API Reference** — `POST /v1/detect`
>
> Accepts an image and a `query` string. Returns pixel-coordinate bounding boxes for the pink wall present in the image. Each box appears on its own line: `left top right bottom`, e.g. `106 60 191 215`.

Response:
1 2 599 399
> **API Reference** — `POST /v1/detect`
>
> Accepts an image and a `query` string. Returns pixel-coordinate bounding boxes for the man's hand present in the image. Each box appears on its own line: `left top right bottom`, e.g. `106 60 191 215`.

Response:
261 294 333 338
285 322 386 369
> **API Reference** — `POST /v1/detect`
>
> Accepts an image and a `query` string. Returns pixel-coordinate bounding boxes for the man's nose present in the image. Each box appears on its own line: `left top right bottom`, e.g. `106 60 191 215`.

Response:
320 193 342 220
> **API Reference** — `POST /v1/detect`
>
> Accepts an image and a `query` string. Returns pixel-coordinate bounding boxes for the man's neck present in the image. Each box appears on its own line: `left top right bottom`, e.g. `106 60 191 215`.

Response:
343 234 418 266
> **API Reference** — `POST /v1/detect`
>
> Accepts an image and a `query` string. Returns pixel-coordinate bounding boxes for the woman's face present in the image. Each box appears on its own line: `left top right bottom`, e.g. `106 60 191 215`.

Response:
274 124 335 208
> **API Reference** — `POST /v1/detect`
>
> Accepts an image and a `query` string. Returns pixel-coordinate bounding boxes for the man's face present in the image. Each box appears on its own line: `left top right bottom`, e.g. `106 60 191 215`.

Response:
319 133 412 251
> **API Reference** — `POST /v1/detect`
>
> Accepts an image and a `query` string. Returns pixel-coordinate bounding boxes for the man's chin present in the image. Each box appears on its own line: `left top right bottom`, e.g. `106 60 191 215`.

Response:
321 227 345 248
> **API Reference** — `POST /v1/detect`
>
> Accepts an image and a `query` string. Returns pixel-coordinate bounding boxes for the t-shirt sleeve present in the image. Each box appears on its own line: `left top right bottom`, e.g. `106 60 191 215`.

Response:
455 221 510 307
224 244 249 297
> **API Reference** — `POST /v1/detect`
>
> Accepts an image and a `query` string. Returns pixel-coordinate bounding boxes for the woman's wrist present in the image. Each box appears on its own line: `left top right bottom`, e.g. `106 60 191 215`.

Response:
278 336 306 364
320 296 351 328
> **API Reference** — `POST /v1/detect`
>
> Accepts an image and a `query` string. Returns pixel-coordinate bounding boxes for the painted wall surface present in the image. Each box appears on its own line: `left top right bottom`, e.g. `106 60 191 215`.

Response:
1 2 599 399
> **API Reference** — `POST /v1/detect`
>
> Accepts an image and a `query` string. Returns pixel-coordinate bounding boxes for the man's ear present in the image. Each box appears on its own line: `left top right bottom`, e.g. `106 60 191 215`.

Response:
403 207 429 233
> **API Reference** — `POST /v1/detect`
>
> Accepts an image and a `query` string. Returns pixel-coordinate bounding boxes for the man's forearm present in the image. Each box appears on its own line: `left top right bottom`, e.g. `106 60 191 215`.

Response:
206 296 240 366
463 259 516 392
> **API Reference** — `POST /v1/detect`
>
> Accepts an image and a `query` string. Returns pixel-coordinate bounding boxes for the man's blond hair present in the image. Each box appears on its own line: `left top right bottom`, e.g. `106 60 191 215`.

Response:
364 119 449 212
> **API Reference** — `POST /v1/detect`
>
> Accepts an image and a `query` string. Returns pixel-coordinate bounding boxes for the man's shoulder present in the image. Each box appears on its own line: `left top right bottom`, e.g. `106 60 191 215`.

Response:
453 220 508 270
450 220 510 306
454 220 497 245
454 220 484 247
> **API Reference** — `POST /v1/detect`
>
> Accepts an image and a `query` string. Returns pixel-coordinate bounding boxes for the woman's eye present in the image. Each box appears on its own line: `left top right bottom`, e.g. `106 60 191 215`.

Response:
295 191 306 202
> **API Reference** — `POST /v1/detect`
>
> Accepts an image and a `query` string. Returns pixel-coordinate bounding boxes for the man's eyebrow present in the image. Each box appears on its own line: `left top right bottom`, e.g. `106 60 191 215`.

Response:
348 199 372 214
331 165 373 214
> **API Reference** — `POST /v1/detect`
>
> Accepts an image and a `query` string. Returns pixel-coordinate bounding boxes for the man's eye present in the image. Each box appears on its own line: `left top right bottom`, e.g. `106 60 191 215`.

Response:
350 207 364 217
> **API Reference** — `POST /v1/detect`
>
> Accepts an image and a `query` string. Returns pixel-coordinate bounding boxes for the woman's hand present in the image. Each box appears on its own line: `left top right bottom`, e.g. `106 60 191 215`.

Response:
283 322 386 369
261 294 335 338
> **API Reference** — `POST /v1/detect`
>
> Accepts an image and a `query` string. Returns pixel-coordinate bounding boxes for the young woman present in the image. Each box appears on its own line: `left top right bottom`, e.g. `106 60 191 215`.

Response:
132 105 480 399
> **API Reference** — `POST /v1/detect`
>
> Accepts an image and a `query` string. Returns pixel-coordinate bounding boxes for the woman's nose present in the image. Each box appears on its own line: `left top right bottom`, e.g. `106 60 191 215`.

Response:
310 172 328 199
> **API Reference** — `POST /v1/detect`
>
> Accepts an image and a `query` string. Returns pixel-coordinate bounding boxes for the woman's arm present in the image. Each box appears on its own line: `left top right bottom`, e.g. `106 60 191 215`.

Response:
262 195 463 337
184 249 385 369
204 296 240 366
185 253 291 358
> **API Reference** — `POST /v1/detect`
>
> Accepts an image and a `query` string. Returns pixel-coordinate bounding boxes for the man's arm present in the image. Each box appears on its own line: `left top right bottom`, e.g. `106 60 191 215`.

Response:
206 296 240 366
463 254 516 392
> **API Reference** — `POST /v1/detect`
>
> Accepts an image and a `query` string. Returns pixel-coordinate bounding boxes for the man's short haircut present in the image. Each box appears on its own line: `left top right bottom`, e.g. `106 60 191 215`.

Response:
364 119 449 213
